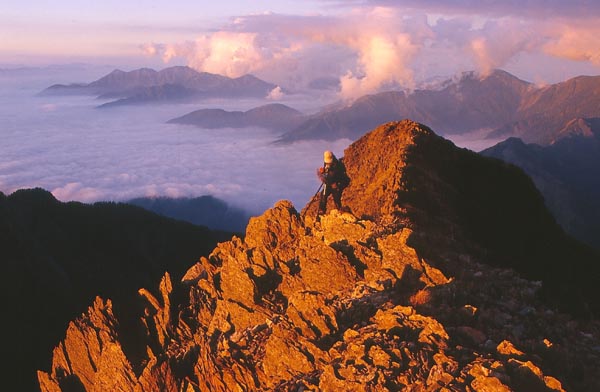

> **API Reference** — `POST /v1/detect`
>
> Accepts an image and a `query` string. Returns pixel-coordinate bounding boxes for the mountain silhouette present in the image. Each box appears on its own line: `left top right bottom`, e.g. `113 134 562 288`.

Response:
38 120 600 391
168 103 305 132
40 66 278 106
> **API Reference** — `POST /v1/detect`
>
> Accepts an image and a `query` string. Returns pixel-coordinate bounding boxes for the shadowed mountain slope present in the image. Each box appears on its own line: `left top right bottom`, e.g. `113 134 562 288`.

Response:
38 121 600 391
0 188 231 391
482 117 600 250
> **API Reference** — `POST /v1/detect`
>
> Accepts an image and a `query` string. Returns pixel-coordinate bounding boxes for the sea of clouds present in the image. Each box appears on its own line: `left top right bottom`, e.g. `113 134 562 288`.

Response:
0 67 351 216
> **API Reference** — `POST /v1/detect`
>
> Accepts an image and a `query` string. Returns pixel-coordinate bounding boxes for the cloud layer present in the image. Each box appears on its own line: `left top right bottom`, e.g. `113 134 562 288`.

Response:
143 4 600 99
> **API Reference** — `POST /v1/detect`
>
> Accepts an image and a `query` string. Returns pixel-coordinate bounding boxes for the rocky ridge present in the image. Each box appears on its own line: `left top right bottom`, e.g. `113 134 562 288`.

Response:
38 121 600 391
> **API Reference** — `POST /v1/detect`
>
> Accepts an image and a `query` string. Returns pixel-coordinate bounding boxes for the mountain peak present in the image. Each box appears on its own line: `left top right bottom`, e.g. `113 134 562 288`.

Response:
157 65 199 76
106 68 125 75
335 120 433 220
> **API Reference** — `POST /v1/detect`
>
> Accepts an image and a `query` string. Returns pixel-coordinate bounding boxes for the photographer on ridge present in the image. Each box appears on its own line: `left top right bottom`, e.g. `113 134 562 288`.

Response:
317 150 349 215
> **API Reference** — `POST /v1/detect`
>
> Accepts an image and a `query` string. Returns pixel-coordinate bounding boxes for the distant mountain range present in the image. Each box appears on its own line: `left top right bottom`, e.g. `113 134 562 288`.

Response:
38 66 600 145
489 76 600 143
482 117 600 250
40 66 278 107
168 103 305 132
278 70 600 146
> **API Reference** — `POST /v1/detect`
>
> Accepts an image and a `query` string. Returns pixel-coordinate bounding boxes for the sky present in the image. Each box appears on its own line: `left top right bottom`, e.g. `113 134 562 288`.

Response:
2 0 600 98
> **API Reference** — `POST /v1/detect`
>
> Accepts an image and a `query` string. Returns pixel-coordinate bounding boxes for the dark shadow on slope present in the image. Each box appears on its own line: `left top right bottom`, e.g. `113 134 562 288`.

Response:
481 122 600 251
396 129 600 317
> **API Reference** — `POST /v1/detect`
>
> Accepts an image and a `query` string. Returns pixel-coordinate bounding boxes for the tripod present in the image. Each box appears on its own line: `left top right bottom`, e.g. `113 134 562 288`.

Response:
301 183 324 219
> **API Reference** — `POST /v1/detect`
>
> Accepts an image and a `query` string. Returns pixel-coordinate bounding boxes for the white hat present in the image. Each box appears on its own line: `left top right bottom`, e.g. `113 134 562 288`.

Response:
324 150 335 163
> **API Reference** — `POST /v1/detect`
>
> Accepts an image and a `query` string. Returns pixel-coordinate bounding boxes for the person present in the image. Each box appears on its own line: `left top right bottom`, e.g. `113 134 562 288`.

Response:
317 150 349 215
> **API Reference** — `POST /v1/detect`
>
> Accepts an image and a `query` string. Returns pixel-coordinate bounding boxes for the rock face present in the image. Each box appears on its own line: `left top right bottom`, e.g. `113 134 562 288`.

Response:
38 121 600 391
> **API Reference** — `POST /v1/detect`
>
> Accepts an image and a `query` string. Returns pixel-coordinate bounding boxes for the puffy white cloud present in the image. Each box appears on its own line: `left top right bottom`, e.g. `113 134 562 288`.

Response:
140 43 158 56
339 33 419 98
144 30 303 79
186 32 265 77
267 86 285 100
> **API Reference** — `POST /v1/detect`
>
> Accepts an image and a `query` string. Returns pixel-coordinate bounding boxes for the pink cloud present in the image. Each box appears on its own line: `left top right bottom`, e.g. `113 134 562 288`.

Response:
543 23 600 65
339 32 419 99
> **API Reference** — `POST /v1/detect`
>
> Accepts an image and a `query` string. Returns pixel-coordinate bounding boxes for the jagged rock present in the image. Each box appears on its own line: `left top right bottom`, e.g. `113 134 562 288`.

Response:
39 120 600 391
37 297 136 392
497 340 525 358
470 375 511 392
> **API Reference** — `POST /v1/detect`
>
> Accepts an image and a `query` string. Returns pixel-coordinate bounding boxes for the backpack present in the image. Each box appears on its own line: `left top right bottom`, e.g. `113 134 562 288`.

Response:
338 161 350 190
